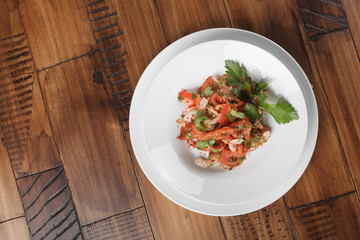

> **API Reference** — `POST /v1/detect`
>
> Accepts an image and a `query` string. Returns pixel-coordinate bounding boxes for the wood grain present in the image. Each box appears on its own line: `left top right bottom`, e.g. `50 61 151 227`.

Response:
84 0 167 130
82 207 153 240
85 0 132 130
0 0 23 40
0 131 24 222
18 0 96 70
342 0 360 55
0 32 62 177
125 132 226 240
224 0 354 207
221 198 294 239
289 192 360 239
310 30 360 198
17 166 83 240
105 0 167 88
154 0 230 43
0 217 30 240
296 0 347 39
37 53 143 225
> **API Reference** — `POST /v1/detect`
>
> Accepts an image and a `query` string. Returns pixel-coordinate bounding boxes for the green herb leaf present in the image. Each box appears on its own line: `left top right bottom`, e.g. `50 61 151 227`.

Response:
257 92 273 110
262 100 299 124
240 64 246 80
253 81 267 96
244 81 251 94
177 94 184 102
231 87 241 97
239 89 250 101
257 92 267 105
244 103 259 123
195 110 204 119
226 76 242 86
201 86 214 97
225 60 244 86
194 116 208 131
228 108 245 121
196 140 215 150
191 93 197 99
225 60 241 78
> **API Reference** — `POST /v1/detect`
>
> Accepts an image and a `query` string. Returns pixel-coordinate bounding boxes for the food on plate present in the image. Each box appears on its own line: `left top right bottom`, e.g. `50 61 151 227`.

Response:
177 60 299 170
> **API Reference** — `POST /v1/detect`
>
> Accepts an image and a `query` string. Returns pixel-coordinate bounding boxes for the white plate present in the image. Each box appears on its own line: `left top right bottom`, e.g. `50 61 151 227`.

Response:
130 28 318 216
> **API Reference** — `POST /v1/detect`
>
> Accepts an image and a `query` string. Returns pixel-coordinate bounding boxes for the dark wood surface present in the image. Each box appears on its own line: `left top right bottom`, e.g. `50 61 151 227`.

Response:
1 0 359 239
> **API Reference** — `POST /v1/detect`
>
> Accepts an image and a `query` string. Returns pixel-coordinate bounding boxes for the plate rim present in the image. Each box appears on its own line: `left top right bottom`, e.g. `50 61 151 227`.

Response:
129 28 318 216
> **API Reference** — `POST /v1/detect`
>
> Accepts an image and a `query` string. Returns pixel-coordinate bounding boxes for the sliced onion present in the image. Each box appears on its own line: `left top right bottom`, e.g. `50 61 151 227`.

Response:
229 139 244 152
199 97 209 110
263 131 270 141
183 107 196 122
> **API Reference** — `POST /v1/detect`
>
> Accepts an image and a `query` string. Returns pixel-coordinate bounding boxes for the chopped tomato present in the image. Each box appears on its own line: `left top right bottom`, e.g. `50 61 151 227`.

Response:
235 143 249 156
190 122 205 138
201 127 237 141
220 147 244 167
178 90 200 107
208 142 225 153
215 94 226 104
230 99 244 108
178 123 192 140
229 118 252 142
178 122 205 140
209 93 225 106
212 102 231 128
201 76 215 94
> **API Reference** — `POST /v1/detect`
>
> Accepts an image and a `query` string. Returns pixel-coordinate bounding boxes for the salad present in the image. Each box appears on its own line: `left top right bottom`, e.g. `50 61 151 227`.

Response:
177 60 299 170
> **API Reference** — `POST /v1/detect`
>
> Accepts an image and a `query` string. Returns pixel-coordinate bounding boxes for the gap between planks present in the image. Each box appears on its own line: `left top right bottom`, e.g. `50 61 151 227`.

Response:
81 205 146 227
0 215 25 225
37 49 98 72
288 190 356 210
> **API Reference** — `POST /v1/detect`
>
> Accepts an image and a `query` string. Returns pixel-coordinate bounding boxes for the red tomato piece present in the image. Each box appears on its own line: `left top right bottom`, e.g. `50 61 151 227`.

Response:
220 147 244 167
190 122 205 139
200 127 237 141
178 90 200 107
201 76 215 94
228 117 252 142
209 93 226 106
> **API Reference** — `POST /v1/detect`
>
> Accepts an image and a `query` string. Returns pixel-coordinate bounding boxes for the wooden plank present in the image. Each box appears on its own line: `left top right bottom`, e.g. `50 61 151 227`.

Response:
84 0 167 129
341 0 360 69
154 0 230 43
296 0 347 39
82 207 153 240
0 32 62 177
0 217 30 240
37 53 143 225
289 192 360 239
85 0 132 130
0 0 23 39
224 0 354 207
0 131 24 222
125 132 226 240
18 0 96 70
221 198 294 239
103 0 167 86
17 166 83 240
310 30 360 198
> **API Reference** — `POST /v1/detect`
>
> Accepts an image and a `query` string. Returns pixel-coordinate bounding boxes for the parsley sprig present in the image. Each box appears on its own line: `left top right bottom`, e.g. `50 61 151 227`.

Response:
194 111 208 131
196 140 215 150
225 60 299 124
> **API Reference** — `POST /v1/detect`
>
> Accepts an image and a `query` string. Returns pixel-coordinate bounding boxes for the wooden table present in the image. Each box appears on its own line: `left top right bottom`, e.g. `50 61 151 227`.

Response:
0 0 359 239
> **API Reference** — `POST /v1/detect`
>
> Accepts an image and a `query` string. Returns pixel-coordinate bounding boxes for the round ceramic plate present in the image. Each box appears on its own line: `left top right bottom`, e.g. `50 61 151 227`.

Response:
130 28 318 216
